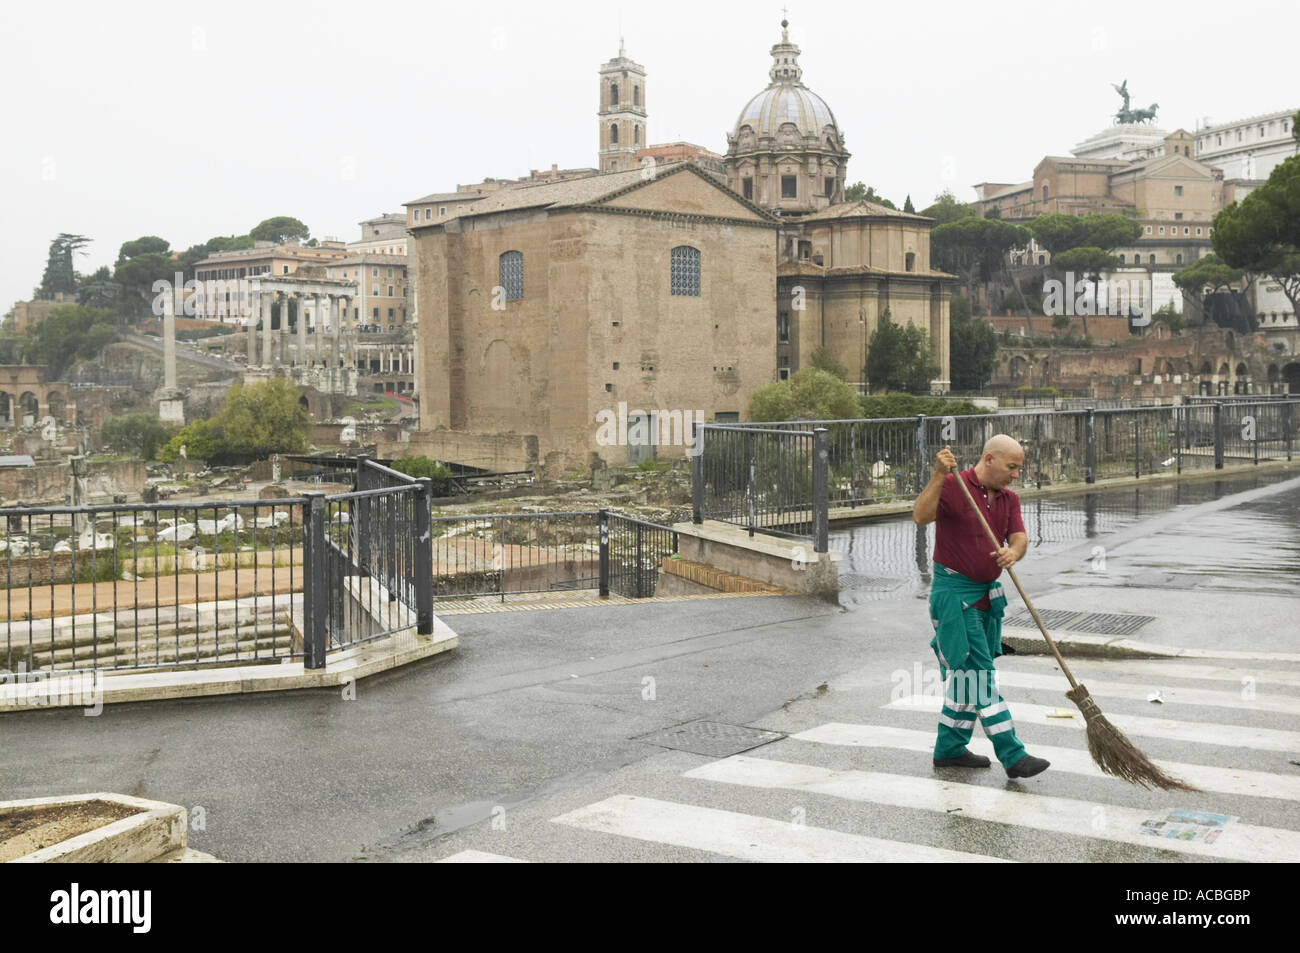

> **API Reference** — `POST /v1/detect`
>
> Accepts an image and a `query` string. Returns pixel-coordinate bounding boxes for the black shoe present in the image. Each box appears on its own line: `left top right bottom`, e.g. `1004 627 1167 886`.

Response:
933 751 991 768
1006 754 1050 778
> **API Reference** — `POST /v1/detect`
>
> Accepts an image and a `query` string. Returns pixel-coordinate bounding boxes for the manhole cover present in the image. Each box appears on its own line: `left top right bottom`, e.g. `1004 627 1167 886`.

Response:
1004 609 1156 636
635 720 785 758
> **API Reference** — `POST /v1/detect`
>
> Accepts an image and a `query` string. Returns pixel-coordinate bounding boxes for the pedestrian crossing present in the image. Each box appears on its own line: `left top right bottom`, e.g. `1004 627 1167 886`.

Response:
436 658 1300 863
884 694 1300 752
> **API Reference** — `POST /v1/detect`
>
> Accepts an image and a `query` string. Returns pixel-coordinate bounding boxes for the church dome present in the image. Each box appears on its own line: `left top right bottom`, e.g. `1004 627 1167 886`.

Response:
731 20 841 145
735 85 838 141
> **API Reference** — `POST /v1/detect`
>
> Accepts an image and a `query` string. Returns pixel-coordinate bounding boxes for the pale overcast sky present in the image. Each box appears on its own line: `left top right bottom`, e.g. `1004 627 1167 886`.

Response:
2 0 1296 310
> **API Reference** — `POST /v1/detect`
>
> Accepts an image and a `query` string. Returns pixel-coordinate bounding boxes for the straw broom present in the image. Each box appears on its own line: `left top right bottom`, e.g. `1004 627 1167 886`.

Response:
951 461 1199 792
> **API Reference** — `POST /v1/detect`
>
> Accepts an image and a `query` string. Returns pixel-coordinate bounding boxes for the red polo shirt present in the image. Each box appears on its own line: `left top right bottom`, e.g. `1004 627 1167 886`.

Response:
934 468 1025 608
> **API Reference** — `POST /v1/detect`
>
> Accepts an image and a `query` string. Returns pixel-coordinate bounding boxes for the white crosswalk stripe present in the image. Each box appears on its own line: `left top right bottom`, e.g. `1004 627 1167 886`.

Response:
683 756 1300 863
550 795 1010 863
791 722 1300 801
884 694 1300 752
992 670 1300 714
437 850 529 863
1004 658 1300 689
439 658 1299 862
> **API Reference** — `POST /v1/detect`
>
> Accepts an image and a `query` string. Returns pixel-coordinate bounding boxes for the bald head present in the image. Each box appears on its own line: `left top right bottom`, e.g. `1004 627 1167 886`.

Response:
983 434 1023 459
976 434 1025 490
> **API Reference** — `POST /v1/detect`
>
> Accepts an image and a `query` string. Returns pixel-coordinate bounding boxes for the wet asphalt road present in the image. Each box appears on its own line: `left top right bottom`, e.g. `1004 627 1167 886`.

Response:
2 470 1298 862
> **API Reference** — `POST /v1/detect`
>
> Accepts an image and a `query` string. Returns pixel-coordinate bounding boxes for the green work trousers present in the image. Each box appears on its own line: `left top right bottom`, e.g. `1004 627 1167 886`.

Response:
932 606 1028 769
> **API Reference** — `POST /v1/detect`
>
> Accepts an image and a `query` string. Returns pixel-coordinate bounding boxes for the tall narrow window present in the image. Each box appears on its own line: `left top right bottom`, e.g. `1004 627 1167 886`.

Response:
778 311 789 341
500 251 523 301
670 246 701 296
781 175 797 198
1042 185 1049 202
905 252 916 272
824 177 834 198
610 123 619 145
610 83 618 106
634 124 641 145
742 178 753 200
633 85 640 106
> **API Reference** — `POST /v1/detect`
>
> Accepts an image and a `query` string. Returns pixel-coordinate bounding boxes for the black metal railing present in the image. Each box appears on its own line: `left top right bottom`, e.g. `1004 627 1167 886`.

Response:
605 512 679 599
2 496 306 674
691 424 829 552
2 454 436 675
425 508 679 602
690 399 1299 542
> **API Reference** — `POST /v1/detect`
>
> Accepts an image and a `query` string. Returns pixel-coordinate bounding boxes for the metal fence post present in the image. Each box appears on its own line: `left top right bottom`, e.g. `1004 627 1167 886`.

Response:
302 491 327 669
1134 414 1140 479
635 522 644 598
598 509 609 598
1286 402 1294 462
1175 405 1183 474
355 453 371 574
691 422 704 525
1085 408 1096 484
414 477 433 635
1213 402 1224 470
913 415 927 496
813 428 829 554
849 421 857 504
1034 414 1043 490
746 430 756 538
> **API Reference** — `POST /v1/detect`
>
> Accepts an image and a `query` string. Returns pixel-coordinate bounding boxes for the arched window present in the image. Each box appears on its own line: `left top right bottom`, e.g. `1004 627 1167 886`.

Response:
670 246 701 296
610 83 618 106
1042 185 1049 203
1149 254 1156 265
634 124 641 145
1118 254 1125 264
905 252 916 272
633 85 640 106
1176 253 1183 265
610 123 619 145
499 251 523 301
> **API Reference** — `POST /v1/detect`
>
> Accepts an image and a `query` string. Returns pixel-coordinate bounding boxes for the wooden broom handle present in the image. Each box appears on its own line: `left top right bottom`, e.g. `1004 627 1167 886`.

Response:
950 463 1080 690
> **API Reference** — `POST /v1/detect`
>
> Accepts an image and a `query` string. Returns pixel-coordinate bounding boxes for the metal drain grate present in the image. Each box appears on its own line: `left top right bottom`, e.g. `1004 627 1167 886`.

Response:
635 720 786 758
1003 609 1156 636
1004 608 1079 630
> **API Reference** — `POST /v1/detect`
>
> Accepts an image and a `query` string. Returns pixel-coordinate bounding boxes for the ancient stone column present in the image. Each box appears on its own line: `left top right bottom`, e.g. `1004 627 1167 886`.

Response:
276 293 288 368
331 295 341 371
247 285 259 365
163 290 177 392
262 288 273 369
158 289 185 425
296 293 307 369
314 294 326 366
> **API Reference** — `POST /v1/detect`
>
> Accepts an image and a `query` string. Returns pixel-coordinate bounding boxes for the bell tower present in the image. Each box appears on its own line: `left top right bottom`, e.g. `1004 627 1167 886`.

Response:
598 41 646 173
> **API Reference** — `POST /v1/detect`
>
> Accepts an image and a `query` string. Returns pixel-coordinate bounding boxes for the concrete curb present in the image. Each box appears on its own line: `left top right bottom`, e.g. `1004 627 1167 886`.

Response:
1001 629 1300 662
0 617 459 712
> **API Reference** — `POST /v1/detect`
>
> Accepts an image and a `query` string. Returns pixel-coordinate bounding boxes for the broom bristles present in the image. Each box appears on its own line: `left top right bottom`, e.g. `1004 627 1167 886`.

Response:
1065 684 1202 792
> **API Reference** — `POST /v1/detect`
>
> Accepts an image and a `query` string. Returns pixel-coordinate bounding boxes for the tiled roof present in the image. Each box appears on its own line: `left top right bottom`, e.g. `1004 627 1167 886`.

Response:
799 200 932 223
410 162 772 227
404 191 491 205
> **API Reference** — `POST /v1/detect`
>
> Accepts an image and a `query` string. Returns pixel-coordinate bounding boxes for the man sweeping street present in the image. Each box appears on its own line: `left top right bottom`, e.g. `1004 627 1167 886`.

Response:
912 435 1050 779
